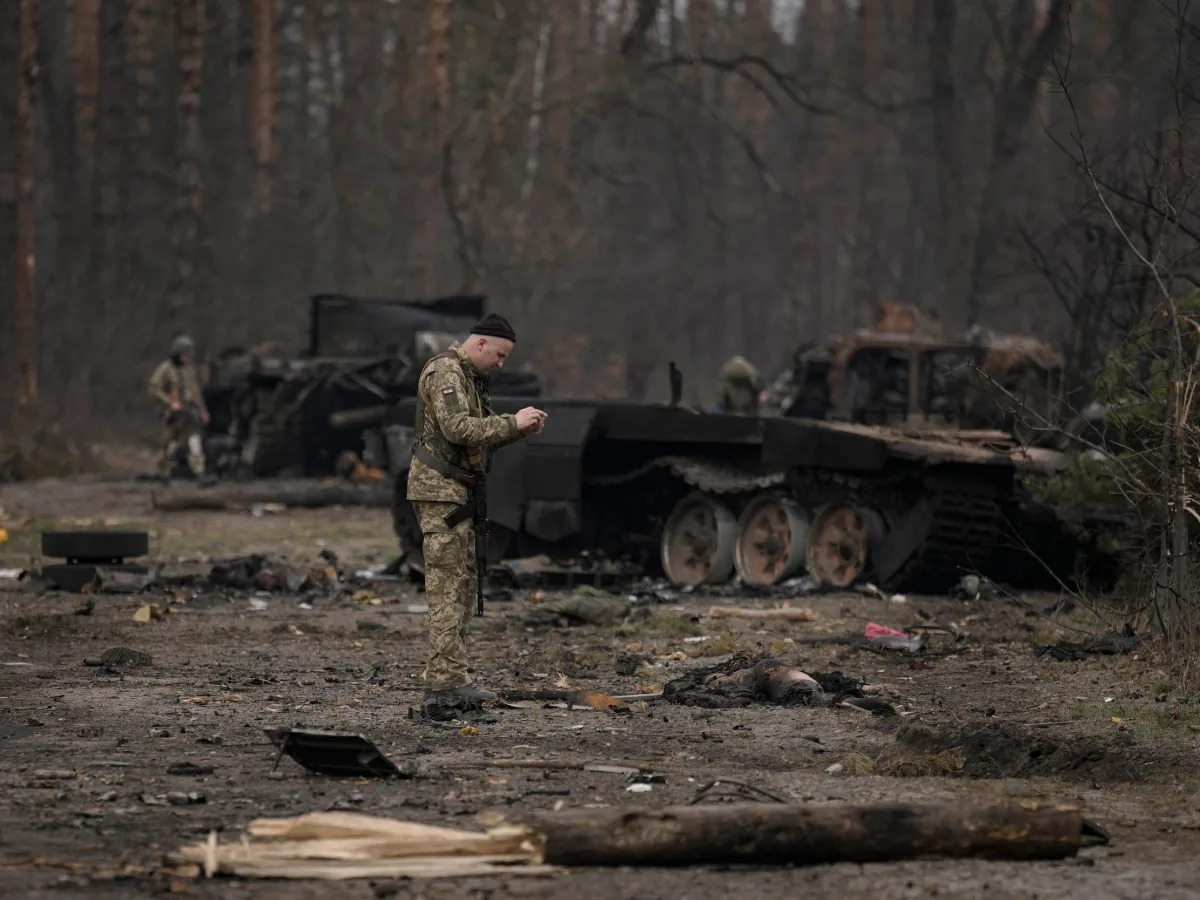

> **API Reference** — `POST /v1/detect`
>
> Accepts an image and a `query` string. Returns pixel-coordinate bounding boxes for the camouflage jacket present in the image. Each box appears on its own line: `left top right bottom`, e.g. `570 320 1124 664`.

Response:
717 379 761 415
406 342 522 503
148 359 206 414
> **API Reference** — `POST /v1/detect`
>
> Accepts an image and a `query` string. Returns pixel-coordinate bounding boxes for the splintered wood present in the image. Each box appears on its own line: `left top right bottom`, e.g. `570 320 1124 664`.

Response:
175 811 556 880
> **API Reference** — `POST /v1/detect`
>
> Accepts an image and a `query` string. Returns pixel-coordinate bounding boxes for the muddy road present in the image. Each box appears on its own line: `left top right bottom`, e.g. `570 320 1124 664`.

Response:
2 477 1199 898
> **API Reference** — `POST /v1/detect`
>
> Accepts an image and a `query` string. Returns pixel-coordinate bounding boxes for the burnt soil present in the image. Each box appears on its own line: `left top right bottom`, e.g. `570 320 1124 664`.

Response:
2 475 1200 899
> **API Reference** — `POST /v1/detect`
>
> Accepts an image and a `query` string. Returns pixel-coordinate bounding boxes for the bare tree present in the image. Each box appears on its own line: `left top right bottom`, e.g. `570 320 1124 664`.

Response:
13 0 39 436
169 0 206 333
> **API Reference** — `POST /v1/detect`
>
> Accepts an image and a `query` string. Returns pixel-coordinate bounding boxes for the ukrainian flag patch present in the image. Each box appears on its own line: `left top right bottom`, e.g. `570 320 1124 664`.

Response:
441 385 455 395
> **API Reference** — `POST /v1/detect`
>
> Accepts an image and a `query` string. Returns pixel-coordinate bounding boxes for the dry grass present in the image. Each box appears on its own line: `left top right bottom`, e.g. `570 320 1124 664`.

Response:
835 746 966 778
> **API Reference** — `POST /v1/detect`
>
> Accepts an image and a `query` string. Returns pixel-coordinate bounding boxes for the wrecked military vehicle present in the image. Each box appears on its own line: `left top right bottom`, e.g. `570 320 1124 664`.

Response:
383 356 1110 595
201 294 541 478
761 304 1066 445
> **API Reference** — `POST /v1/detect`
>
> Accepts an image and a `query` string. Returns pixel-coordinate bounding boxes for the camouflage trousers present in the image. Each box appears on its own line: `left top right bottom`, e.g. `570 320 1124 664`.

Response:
159 421 206 478
413 500 477 692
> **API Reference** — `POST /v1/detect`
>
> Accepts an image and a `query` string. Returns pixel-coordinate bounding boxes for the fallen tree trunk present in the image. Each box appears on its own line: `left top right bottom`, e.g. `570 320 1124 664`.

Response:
150 479 391 511
527 802 1104 866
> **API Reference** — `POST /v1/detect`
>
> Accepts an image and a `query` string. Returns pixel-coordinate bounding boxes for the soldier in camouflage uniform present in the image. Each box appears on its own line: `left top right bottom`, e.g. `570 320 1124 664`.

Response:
407 314 547 702
148 335 212 482
715 355 762 415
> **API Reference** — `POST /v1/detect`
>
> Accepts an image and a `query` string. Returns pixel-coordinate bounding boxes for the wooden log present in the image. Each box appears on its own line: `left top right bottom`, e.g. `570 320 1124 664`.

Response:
707 605 816 622
150 479 391 511
528 802 1103 866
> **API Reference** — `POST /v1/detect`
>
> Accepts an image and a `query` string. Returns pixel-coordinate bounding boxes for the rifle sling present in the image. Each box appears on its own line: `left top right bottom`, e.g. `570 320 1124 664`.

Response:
412 443 479 488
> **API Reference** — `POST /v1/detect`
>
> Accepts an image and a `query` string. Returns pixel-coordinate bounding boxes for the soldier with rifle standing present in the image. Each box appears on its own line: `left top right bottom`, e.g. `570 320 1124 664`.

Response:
148 335 213 484
407 314 547 703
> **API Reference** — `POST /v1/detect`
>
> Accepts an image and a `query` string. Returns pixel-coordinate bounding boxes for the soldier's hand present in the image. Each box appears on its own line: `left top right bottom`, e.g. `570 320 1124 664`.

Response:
170 400 183 413
516 407 547 434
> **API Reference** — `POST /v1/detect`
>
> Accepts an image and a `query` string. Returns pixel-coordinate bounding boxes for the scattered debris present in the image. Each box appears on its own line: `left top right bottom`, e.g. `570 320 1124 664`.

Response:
91 569 157 593
706 605 816 622
414 692 490 725
132 603 163 624
207 555 336 594
497 689 632 714
950 574 999 601
523 590 630 627
614 651 646 675
174 811 556 880
33 769 77 780
499 555 640 591
167 762 216 776
625 783 653 793
662 654 894 714
690 779 788 805
141 792 207 806
865 621 924 653
263 728 413 779
82 647 152 669
1036 625 1143 661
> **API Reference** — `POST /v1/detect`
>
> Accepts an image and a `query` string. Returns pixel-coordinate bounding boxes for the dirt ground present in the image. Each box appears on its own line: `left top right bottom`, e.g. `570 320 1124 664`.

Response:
3 475 1200 899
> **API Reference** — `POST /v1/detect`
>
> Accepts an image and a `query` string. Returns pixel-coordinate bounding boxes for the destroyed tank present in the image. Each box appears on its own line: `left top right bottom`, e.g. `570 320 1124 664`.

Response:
201 294 541 477
384 350 1103 594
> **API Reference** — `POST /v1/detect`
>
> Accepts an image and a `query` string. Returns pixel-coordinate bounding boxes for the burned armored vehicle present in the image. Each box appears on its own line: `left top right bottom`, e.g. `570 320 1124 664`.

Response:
762 305 1065 443
385 365 1104 595
202 294 541 477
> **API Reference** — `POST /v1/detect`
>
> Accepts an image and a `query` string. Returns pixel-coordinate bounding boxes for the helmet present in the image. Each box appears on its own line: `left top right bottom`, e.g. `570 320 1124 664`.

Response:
171 335 196 356
721 355 757 382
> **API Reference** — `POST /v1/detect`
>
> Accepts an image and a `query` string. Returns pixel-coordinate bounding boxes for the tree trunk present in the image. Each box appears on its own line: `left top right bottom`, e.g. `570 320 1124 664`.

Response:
170 0 206 334
251 0 276 214
14 0 39 436
527 802 1099 866
69 0 99 170
425 0 451 292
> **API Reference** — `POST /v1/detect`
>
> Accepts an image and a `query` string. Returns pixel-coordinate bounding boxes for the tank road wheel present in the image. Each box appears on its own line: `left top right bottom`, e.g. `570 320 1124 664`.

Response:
660 492 737 586
806 504 883 589
733 494 809 587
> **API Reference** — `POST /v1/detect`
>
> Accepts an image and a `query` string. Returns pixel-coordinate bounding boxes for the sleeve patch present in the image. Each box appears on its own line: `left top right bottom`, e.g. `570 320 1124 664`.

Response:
440 385 455 395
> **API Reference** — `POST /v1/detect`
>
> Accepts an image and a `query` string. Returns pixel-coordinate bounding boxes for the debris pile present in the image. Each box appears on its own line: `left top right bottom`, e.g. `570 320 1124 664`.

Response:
523 588 631 627
1036 624 1143 661
662 653 894 714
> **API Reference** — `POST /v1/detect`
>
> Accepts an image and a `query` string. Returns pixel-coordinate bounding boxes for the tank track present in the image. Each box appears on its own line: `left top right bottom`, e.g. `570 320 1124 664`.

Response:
885 480 1006 592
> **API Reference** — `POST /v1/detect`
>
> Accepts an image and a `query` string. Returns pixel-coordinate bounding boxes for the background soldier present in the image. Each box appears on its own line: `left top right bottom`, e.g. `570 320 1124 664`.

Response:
148 335 211 483
407 314 547 703
715 354 762 415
